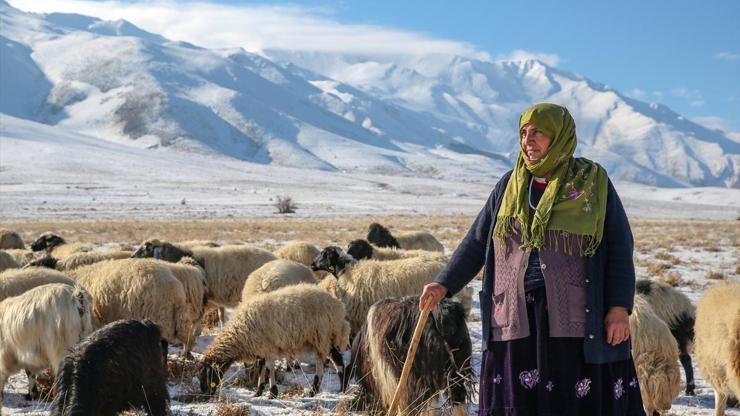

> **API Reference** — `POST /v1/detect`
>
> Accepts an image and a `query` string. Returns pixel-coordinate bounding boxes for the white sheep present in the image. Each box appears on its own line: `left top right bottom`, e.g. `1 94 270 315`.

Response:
695 281 740 416
0 251 19 273
629 294 682 416
273 241 321 267
30 232 91 259
132 239 276 307
0 283 94 401
367 222 445 252
176 239 221 249
68 258 192 349
311 246 447 335
198 284 351 398
0 229 24 249
3 249 37 266
56 249 134 271
636 278 697 394
0 267 76 302
241 259 317 301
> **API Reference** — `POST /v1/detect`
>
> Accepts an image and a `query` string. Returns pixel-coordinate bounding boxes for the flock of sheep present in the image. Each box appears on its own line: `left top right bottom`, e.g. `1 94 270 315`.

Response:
0 224 738 416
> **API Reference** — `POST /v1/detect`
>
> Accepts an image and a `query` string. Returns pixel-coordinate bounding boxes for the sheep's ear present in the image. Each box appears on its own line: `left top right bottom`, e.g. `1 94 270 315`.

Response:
153 247 163 260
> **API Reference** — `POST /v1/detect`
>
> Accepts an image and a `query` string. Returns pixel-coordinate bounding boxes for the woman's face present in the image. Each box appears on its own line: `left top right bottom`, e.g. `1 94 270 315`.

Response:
520 123 552 163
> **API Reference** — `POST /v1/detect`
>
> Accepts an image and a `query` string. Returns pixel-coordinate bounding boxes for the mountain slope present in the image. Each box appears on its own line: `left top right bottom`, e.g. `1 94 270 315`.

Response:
1 1 737 187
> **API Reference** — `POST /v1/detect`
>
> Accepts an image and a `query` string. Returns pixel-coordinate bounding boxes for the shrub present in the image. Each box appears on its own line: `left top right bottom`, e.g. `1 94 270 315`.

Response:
274 195 297 214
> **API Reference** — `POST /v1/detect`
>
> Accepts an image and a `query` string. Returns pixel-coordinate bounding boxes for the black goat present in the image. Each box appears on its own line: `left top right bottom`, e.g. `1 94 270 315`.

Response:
348 296 473 415
51 319 169 416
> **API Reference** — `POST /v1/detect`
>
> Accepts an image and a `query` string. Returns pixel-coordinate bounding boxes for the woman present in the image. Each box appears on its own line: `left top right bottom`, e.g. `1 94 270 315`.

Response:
420 103 645 415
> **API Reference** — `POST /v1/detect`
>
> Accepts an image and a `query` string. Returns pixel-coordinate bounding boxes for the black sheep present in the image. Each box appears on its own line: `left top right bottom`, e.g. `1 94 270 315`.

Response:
51 319 169 416
348 296 473 415
366 222 401 249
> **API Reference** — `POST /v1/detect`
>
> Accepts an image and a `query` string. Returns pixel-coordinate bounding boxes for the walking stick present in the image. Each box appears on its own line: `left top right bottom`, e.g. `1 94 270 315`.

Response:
387 295 434 416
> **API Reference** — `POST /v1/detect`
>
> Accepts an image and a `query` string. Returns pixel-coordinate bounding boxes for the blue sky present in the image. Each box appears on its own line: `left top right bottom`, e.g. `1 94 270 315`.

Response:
10 0 740 133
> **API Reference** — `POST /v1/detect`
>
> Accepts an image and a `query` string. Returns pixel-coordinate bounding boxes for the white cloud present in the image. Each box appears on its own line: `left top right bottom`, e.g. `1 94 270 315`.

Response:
495 49 561 66
626 88 646 100
672 87 704 107
7 0 487 58
713 52 740 61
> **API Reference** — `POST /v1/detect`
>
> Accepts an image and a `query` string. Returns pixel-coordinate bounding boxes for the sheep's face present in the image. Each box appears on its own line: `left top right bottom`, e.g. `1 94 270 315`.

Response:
30 233 65 252
311 246 353 277
198 363 223 395
367 223 399 249
346 239 373 260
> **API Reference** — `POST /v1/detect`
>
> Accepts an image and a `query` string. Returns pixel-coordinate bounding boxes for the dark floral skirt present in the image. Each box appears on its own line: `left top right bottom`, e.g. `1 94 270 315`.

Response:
479 287 645 416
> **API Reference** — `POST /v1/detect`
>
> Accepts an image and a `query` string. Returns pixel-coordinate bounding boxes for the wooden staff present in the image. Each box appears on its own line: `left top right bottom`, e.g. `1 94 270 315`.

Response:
387 296 434 416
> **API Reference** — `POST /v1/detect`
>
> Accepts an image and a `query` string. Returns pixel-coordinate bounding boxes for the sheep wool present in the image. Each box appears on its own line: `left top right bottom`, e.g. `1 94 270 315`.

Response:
68 258 190 347
347 239 446 261
2 249 36 266
0 267 75 302
273 241 321 267
0 229 24 250
694 281 740 416
200 284 350 397
0 251 19 273
629 295 681 415
241 259 317 301
313 247 447 335
0 284 94 401
56 250 133 271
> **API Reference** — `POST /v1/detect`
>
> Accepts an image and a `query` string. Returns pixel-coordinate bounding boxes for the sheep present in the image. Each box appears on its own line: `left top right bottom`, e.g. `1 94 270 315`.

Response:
199 284 350 398
0 267 76 302
311 246 447 335
176 239 221 249
367 222 444 252
636 278 697 394
157 257 209 356
347 239 445 261
132 239 276 307
51 319 170 416
349 296 473 415
0 229 24 249
241 259 317 301
273 241 321 267
55 249 134 271
0 250 19 273
3 249 37 266
67 258 192 350
0 283 94 402
694 281 740 416
30 232 91 259
629 294 681 416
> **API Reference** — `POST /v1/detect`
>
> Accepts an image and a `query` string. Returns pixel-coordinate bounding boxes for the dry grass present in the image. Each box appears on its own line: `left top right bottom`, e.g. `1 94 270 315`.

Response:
167 356 200 383
646 262 672 277
212 403 251 416
706 270 726 280
3 217 736 257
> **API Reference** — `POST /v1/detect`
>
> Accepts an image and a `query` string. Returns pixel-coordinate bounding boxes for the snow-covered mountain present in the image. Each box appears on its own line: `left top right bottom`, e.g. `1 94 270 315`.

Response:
1 1 738 187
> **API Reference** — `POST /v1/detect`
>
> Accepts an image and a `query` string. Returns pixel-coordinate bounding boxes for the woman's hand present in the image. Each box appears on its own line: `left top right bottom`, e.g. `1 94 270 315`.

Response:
605 306 630 346
419 282 449 311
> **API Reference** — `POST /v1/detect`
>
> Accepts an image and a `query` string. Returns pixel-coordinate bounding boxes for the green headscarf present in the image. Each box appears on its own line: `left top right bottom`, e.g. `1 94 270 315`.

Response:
494 103 609 256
